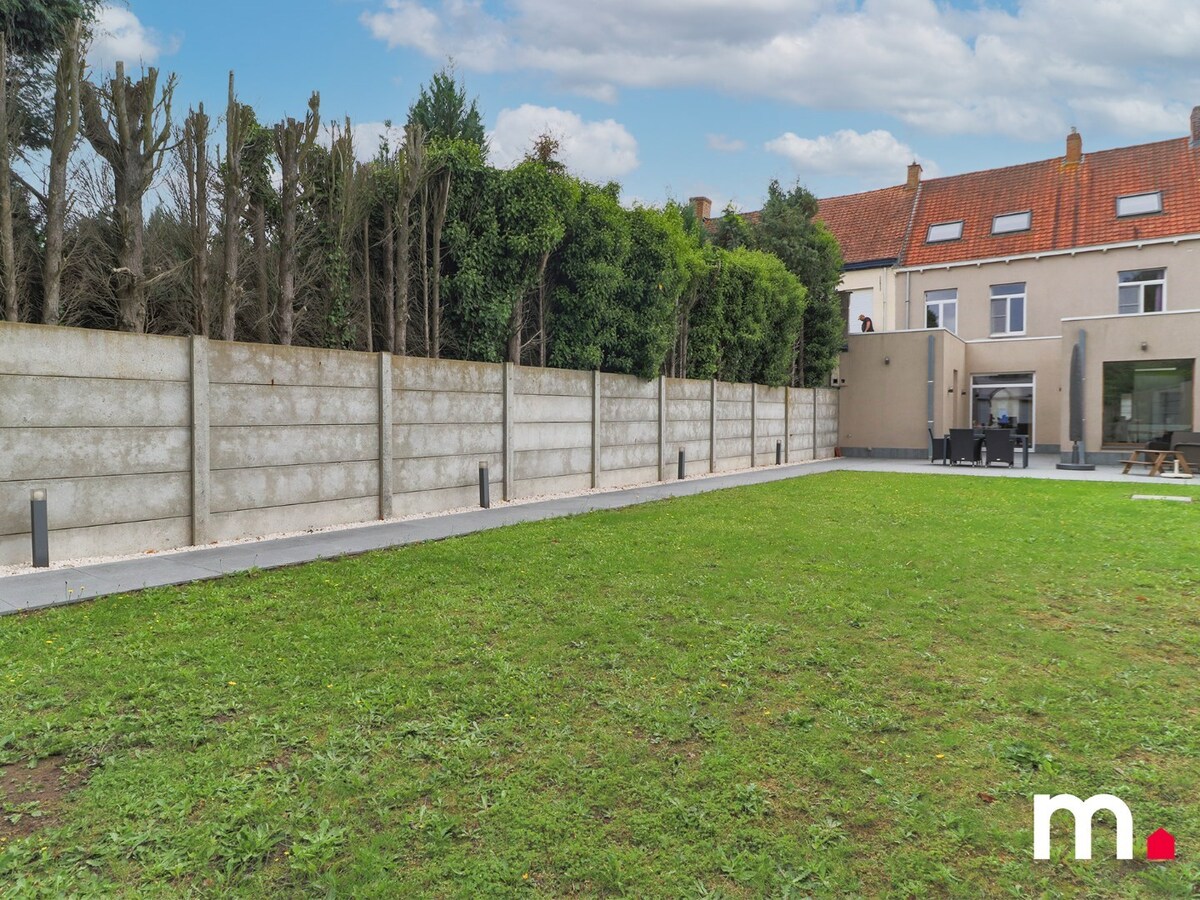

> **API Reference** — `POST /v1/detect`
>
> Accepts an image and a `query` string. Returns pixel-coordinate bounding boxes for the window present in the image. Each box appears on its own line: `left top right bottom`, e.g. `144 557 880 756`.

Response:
924 288 957 333
990 282 1026 336
1116 191 1162 217
926 220 963 243
1102 359 1193 445
992 211 1031 234
1118 268 1166 314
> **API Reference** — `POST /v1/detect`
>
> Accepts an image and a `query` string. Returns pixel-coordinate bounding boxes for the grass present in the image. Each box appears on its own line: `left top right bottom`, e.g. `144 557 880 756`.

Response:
2 471 1200 897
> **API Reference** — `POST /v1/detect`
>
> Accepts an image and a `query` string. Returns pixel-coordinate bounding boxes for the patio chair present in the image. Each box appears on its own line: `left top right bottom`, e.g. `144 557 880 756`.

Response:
984 429 1015 467
948 428 981 466
928 428 948 465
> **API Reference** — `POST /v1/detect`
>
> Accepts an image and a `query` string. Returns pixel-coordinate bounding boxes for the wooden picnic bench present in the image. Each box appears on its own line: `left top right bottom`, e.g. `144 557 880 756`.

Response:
1120 449 1195 477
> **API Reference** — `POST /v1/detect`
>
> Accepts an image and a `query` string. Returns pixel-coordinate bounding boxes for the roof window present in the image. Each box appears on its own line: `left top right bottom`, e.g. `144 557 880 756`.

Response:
991 211 1031 234
1116 191 1162 217
926 220 963 243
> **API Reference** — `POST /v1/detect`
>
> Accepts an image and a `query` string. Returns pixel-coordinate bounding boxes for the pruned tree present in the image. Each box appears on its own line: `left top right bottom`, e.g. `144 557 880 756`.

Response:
40 17 83 325
241 114 276 343
218 71 249 341
272 91 319 346
179 102 210 335
394 122 425 354
81 62 177 333
0 37 18 320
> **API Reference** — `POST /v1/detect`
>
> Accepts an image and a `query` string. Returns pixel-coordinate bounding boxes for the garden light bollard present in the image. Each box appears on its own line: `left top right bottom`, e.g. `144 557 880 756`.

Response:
31 488 49 568
776 440 782 465
678 448 685 480
479 461 490 509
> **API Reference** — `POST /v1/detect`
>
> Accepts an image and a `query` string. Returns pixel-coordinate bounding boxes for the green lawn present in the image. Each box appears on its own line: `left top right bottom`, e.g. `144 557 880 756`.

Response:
2 472 1200 897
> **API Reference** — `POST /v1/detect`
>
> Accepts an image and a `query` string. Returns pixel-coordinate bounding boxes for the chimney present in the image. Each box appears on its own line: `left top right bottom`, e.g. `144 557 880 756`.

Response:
1065 127 1082 165
906 161 922 190
689 196 712 221
1191 105 1200 148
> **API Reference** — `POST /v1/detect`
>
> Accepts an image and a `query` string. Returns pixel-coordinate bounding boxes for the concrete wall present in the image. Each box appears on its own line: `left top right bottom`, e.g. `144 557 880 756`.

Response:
0 322 840 566
0 323 192 564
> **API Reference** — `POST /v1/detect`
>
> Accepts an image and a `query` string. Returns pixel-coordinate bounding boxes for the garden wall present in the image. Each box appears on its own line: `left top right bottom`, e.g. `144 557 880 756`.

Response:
0 322 840 565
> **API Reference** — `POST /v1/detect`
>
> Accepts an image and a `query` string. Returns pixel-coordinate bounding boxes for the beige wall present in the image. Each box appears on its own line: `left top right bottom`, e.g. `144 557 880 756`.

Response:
1062 310 1200 456
898 240 1200 338
839 266 900 332
963 337 1063 449
839 330 961 454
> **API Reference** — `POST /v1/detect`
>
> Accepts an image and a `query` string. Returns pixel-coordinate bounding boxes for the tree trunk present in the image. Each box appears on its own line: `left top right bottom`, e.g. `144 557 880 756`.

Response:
383 203 394 353
429 172 450 360
0 42 17 322
536 250 549 367
395 187 412 357
253 199 270 342
363 216 373 353
419 184 429 356
183 105 211 336
272 93 320 346
42 21 83 325
220 73 246 341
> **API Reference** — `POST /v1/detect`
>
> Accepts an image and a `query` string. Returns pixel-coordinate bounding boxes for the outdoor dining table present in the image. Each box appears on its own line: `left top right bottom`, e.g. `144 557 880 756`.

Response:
939 431 1029 468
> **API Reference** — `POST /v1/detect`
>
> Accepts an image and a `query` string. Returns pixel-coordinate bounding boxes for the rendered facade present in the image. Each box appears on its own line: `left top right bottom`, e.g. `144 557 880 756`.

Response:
695 107 1200 463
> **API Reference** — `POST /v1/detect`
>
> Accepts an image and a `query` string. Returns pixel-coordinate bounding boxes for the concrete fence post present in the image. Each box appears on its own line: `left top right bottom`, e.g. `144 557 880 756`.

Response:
812 388 818 460
503 362 514 501
784 386 791 463
378 352 394 519
658 375 667 481
591 370 600 488
709 378 717 473
190 336 210 546
750 383 758 468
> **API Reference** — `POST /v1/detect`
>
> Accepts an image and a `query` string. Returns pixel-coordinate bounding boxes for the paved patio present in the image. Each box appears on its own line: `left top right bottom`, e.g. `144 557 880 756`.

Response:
1 454 1191 616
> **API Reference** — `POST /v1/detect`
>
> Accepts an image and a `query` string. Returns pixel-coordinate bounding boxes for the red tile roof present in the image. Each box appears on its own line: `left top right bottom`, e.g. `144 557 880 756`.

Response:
903 137 1200 267
815 184 918 266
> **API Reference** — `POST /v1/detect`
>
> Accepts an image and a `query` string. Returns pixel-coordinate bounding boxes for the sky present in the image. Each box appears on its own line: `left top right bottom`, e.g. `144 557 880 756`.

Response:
91 0 1200 212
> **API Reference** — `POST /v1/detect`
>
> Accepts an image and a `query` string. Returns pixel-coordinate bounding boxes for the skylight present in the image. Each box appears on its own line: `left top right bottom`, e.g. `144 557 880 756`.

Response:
1116 192 1162 217
926 221 963 243
992 211 1031 234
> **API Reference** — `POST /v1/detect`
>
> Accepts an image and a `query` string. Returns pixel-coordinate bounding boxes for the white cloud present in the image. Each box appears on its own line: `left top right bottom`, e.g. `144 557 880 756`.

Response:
361 0 1200 141
489 104 639 180
766 128 938 184
706 133 746 153
88 5 177 71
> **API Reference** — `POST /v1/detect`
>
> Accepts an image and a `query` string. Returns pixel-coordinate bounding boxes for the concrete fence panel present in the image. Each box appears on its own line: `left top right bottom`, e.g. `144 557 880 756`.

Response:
0 322 840 566
207 341 382 542
0 323 192 565
597 372 660 488
392 356 505 515
715 382 754 471
666 377 713 477
511 367 593 499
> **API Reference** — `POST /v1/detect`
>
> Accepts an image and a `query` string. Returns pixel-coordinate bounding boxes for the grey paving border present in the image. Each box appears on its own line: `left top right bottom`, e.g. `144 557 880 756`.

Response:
0 459 848 616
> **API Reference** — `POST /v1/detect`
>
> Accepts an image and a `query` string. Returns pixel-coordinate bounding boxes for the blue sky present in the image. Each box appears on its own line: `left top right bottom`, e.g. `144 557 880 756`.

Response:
95 0 1200 211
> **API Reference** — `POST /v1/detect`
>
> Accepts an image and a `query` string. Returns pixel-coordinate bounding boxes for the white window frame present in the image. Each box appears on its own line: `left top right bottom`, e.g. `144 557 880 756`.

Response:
992 211 1032 235
1116 192 1162 218
924 288 958 333
990 283 1026 337
1117 268 1166 315
926 220 963 243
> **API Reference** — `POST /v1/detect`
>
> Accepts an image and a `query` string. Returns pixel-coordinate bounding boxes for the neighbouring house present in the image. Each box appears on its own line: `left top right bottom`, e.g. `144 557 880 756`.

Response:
695 107 1200 463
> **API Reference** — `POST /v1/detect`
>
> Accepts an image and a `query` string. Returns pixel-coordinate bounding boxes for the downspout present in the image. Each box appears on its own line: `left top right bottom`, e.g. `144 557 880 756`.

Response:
905 270 911 331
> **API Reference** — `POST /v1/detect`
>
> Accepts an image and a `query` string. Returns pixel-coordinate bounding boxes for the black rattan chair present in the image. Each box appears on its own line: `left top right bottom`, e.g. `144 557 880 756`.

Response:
949 428 981 466
984 429 1015 467
929 428 948 464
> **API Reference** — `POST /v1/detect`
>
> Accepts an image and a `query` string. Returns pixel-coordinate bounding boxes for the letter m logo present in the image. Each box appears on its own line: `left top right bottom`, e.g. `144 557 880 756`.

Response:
1033 794 1133 860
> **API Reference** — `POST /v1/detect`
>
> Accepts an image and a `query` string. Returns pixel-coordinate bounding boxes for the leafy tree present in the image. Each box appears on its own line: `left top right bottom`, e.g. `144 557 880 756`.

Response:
547 180 627 372
407 66 486 149
751 180 844 386
712 202 751 250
